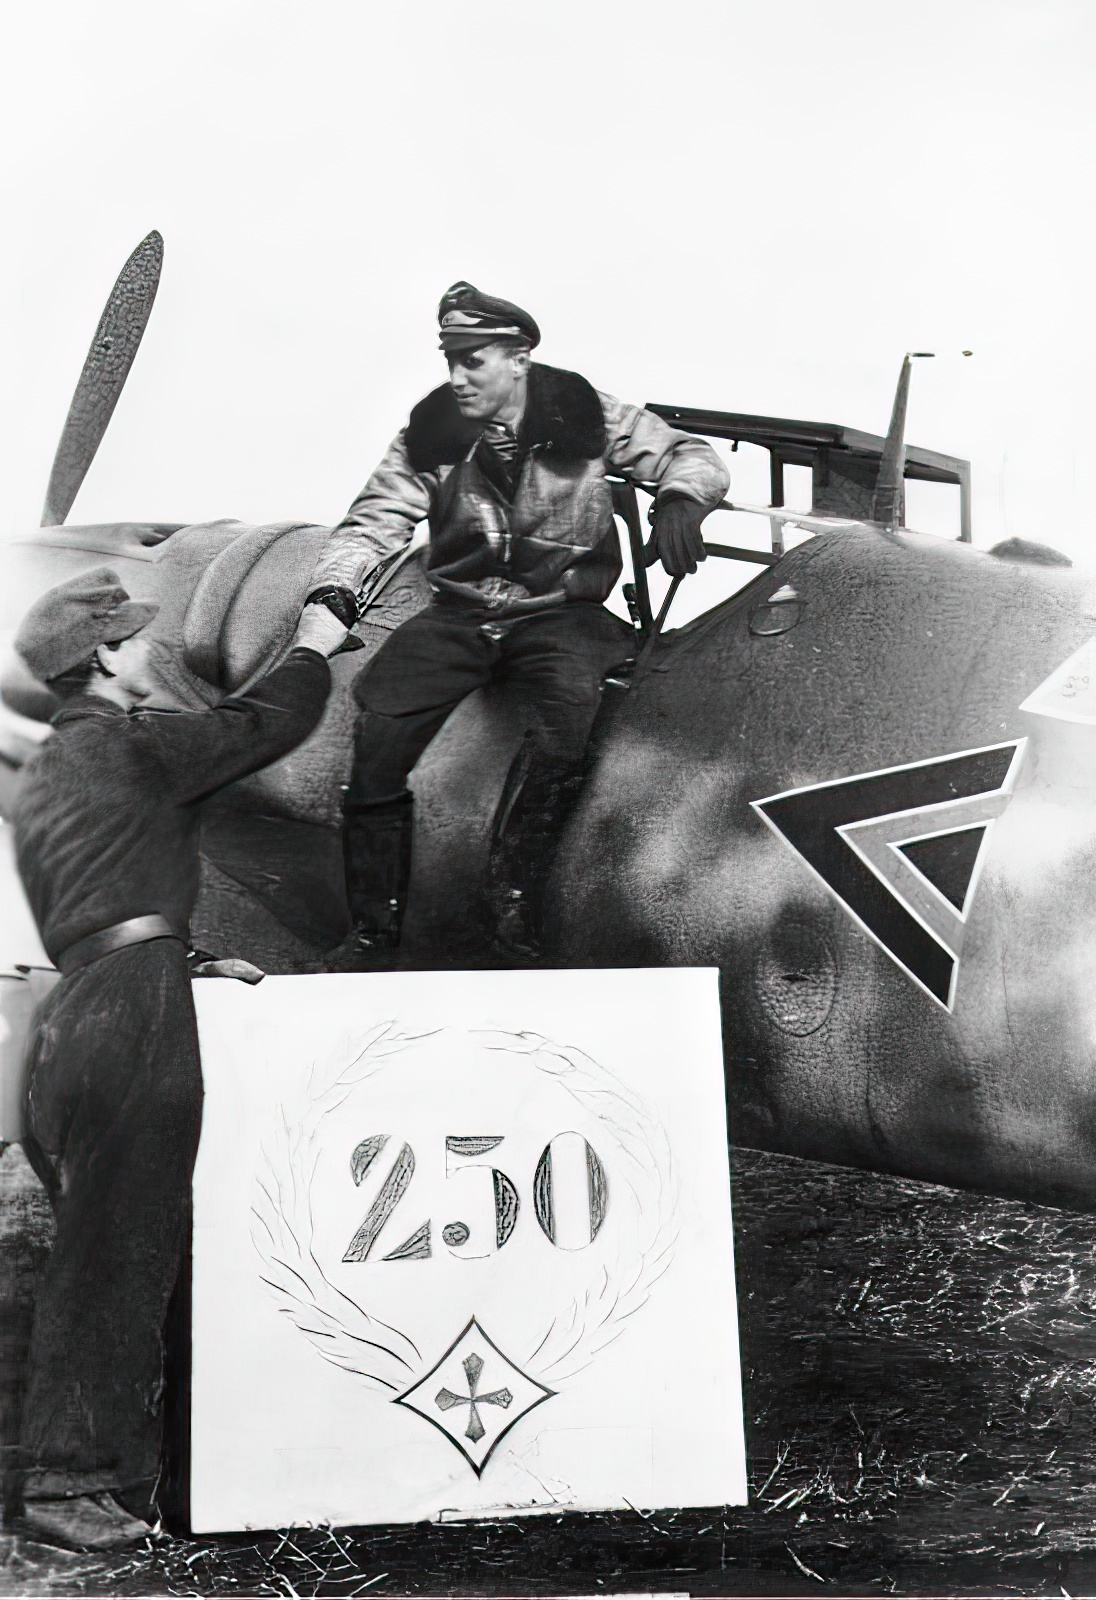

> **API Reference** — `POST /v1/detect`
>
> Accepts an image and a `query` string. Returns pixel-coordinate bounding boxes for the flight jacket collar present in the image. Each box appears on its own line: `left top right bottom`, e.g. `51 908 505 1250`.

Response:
404 362 608 474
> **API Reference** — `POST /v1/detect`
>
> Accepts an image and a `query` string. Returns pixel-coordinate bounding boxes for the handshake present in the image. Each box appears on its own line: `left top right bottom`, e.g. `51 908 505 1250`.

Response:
290 586 361 658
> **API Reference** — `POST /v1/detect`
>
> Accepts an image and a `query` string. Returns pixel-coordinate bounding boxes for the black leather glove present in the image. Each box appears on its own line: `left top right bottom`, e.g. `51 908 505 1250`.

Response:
304 586 359 628
644 496 709 577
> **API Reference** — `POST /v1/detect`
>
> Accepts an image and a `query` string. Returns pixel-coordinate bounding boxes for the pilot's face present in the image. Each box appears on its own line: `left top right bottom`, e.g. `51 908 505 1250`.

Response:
446 343 529 421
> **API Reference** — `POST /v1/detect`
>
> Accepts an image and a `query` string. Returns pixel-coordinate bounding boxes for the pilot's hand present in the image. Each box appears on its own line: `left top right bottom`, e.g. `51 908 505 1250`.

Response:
645 496 709 577
292 603 351 658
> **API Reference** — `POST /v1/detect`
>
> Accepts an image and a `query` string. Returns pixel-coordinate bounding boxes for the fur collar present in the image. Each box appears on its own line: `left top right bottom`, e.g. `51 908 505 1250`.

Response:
404 363 607 473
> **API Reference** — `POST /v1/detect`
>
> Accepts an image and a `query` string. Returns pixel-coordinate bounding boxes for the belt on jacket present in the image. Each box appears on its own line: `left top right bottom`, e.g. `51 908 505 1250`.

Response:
55 914 184 977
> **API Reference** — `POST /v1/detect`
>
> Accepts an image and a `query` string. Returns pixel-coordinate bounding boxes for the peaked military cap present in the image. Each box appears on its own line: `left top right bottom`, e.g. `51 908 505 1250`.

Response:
15 566 159 683
438 281 541 353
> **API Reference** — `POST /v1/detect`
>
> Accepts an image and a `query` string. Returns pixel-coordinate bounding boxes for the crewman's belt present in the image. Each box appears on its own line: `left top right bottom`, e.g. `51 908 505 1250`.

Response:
56 914 183 977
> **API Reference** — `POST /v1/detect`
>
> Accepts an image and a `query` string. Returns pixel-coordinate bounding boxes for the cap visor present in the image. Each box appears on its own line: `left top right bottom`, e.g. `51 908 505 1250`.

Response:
101 599 159 641
440 332 527 354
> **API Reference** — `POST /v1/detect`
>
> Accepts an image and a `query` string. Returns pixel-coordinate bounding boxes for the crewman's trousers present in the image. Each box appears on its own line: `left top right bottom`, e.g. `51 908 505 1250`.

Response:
18 940 202 1512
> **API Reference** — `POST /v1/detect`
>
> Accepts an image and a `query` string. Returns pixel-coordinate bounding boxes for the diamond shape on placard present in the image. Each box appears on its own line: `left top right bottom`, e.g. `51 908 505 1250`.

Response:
393 1317 554 1475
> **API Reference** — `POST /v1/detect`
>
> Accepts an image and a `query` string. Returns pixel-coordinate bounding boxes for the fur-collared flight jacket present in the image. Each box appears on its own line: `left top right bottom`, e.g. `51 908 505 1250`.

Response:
311 363 730 617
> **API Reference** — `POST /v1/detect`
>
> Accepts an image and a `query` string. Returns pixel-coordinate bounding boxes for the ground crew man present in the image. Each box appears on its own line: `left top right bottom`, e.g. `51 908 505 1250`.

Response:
306 281 731 964
9 567 347 1550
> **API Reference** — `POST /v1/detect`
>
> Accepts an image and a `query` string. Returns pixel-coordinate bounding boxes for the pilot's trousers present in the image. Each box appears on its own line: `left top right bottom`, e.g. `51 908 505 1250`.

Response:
18 940 202 1513
345 600 633 943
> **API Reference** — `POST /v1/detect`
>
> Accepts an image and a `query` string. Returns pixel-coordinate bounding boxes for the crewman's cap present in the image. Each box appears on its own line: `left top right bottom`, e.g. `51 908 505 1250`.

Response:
15 566 159 683
438 281 541 354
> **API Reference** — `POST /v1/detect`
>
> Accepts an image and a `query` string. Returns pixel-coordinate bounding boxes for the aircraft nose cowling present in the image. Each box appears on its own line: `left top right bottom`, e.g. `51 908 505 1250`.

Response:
180 522 331 695
548 523 1096 1211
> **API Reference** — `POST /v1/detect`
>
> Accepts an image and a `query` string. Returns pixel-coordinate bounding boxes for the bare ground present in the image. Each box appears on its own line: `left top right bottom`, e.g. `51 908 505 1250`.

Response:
3 1144 1096 1595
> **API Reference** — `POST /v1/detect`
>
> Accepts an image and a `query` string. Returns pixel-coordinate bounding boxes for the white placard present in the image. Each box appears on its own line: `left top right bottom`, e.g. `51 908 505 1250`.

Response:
190 968 746 1531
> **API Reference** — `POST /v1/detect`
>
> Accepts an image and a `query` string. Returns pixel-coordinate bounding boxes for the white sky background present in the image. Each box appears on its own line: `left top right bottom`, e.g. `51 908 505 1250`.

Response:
1 0 1095 577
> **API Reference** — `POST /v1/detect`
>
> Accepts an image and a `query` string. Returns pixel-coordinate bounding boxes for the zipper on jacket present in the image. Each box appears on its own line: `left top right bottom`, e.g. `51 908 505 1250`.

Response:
501 441 539 569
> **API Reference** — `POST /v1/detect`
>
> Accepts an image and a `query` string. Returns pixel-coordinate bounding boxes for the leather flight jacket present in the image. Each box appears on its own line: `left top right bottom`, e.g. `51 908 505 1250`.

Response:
308 363 731 621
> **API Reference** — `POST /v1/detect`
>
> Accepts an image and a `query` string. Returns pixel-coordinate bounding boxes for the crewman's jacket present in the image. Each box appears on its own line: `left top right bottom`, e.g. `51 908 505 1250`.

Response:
310 364 731 617
13 649 331 964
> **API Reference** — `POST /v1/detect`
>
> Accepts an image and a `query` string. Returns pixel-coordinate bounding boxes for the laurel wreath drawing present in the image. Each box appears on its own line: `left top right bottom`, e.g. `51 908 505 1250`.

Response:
250 1022 679 1394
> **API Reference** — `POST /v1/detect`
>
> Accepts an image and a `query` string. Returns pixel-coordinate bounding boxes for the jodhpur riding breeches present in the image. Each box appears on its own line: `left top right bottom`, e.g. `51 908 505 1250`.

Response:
347 599 633 806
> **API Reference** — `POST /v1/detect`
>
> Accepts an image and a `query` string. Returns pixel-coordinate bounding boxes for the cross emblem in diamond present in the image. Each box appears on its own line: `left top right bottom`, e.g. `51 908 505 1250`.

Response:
435 1351 512 1442
394 1317 555 1474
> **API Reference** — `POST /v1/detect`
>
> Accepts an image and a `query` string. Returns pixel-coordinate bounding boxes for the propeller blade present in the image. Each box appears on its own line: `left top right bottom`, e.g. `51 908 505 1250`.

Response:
41 230 164 527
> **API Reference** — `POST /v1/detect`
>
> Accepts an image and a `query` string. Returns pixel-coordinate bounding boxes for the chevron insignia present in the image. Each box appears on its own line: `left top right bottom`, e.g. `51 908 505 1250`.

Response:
751 741 1027 1010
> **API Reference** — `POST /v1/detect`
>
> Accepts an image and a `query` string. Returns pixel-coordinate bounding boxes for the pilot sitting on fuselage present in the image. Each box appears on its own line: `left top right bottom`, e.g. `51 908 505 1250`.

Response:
305 281 731 966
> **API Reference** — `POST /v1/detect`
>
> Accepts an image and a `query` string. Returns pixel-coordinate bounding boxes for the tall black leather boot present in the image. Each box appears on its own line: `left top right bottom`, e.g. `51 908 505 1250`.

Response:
326 790 414 972
489 749 584 966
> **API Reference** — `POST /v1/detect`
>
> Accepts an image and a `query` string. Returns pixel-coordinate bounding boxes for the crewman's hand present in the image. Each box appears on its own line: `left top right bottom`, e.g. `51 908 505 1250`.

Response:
292 603 352 658
645 496 709 577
